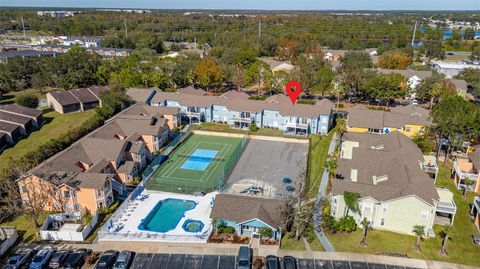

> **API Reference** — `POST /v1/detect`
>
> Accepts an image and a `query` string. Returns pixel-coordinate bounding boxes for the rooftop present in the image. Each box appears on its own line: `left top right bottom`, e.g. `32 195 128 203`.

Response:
332 132 439 205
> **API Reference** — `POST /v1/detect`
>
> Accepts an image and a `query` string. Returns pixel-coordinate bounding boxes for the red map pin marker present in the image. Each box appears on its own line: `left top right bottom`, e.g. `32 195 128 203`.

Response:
285 80 302 105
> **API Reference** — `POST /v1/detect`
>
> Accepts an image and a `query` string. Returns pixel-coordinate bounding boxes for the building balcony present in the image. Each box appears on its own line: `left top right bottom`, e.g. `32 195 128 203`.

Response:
420 156 438 175
474 196 480 212
184 111 201 117
231 116 254 123
285 122 308 129
453 160 478 180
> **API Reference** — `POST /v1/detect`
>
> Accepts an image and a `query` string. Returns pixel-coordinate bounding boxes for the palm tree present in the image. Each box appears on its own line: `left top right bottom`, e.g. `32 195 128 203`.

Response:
412 225 425 252
343 191 360 216
439 225 453 256
359 217 372 246
212 217 222 236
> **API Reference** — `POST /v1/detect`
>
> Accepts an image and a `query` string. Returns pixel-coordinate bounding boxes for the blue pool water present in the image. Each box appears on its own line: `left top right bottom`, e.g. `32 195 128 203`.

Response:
180 149 219 171
138 199 196 233
182 220 205 233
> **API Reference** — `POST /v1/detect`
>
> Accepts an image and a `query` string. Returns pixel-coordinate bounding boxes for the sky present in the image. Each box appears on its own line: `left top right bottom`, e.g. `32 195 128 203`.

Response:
1 0 479 10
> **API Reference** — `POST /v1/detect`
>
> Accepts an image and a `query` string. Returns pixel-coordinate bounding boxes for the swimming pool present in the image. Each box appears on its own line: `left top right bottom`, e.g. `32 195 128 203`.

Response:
182 220 205 233
138 198 196 233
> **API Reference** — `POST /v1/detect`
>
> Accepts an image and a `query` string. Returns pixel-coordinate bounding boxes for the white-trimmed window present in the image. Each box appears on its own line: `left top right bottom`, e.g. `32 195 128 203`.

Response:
420 210 429 220
382 204 388 213
380 218 385 226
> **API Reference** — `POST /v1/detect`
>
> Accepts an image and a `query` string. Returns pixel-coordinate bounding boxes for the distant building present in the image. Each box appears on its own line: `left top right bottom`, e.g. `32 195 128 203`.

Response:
258 57 295 73
432 61 480 78
63 37 102 48
374 69 433 99
37 11 85 17
0 50 57 63
0 104 44 151
30 45 132 58
46 86 108 114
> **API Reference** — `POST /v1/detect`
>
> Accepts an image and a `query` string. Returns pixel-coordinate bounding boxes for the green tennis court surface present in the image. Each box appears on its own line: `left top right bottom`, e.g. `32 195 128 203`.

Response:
146 134 246 194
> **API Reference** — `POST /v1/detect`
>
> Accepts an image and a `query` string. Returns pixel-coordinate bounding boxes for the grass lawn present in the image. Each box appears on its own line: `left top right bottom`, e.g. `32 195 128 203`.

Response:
0 212 50 243
0 89 47 105
85 200 120 244
280 229 325 251
192 122 296 138
326 163 480 267
0 110 96 171
305 129 336 198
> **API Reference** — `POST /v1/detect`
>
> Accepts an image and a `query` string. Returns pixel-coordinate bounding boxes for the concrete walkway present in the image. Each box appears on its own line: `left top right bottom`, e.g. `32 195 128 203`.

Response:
313 132 339 252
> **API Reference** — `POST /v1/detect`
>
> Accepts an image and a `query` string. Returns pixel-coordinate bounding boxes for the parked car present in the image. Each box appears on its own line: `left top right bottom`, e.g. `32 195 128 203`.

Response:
64 249 89 269
236 246 251 269
2 249 34 269
29 247 53 269
265 255 280 269
283 256 297 269
49 250 71 268
95 250 119 269
113 251 135 269
472 234 480 245
411 99 418 106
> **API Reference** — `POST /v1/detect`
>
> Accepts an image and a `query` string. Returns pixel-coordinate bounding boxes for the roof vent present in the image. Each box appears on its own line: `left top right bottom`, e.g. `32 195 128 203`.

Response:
371 144 384 150
350 169 358 182
373 175 388 185
150 117 158 126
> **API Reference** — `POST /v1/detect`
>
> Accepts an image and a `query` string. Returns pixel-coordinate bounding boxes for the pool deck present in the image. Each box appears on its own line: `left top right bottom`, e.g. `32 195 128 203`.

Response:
100 191 216 243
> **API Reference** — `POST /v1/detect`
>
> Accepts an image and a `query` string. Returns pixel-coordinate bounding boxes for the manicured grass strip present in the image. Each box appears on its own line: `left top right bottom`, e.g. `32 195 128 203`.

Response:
0 212 50 243
306 129 335 198
0 110 96 171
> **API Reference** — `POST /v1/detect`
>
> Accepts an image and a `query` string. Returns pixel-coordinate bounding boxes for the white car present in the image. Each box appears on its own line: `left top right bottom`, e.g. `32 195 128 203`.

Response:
29 247 53 269
411 99 418 106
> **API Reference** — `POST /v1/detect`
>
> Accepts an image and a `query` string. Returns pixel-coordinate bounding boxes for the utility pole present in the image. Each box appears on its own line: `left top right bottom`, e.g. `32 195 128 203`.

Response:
124 18 128 38
411 20 417 48
258 20 262 38
21 17 26 37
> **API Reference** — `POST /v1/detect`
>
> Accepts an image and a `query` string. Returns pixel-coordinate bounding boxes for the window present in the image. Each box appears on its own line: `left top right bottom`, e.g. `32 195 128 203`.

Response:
301 118 308 124
380 218 385 226
420 210 429 220
382 204 388 213
321 117 328 123
21 186 27 193
405 126 411 132
63 190 70 199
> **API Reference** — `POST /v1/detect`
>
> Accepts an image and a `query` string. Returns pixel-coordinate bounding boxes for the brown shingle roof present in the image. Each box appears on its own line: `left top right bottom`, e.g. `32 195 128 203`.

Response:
0 121 21 134
375 69 432 80
0 104 42 118
210 194 283 228
331 132 439 205
126 88 158 103
87 86 109 98
49 91 80 106
0 111 32 126
70 88 101 104
177 86 206 96
348 105 431 130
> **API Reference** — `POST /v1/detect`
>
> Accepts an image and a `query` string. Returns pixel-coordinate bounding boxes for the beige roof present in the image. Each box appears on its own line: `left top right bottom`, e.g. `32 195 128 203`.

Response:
450 79 467 90
469 145 480 170
375 69 432 79
258 57 293 70
332 132 439 205
119 103 179 118
210 194 283 228
48 91 80 106
177 86 206 96
126 88 158 103
347 105 431 129
68 173 112 189
70 88 100 104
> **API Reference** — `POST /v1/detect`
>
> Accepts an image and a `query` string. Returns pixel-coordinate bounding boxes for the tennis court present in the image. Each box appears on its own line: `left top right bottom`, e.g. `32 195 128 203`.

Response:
146 134 246 194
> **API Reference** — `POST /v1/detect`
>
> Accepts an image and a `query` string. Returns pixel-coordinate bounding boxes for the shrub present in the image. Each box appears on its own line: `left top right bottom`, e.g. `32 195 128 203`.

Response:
15 94 39 108
222 226 236 234
297 99 315 105
249 123 259 132
412 134 434 154
334 215 357 233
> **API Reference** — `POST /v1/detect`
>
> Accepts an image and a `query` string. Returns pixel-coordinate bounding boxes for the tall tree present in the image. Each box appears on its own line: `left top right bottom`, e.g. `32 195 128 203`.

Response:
412 225 425 252
431 96 478 165
378 51 412 69
194 57 224 92
244 60 272 95
365 73 407 105
55 47 102 89
415 75 444 109
276 38 300 61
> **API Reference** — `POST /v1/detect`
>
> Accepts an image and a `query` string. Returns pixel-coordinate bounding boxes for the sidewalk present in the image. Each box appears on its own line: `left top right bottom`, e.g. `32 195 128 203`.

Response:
313 131 338 252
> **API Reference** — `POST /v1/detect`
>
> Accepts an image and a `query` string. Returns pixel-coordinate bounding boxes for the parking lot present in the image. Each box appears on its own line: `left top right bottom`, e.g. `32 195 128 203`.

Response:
129 253 421 269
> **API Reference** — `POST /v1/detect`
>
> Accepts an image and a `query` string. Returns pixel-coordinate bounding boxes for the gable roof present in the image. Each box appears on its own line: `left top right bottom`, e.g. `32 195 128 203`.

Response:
126 88 158 103
332 132 439 205
258 57 294 71
0 104 42 118
119 103 179 118
210 194 283 228
0 121 21 134
0 111 32 126
375 69 432 80
70 88 101 104
347 105 431 129
49 90 80 106
177 86 206 96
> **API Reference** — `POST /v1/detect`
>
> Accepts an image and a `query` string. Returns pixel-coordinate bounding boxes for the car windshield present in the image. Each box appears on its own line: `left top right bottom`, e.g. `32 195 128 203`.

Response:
239 260 249 266
8 257 19 264
114 261 125 268
33 255 44 262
